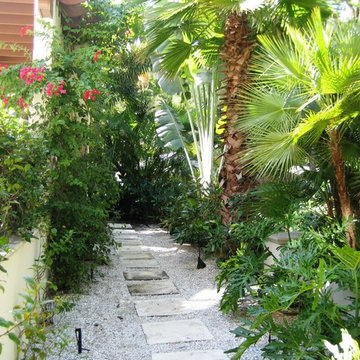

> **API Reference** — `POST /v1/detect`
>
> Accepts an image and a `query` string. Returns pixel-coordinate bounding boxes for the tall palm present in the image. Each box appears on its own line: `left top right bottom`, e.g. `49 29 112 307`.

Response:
143 0 333 224
238 8 360 247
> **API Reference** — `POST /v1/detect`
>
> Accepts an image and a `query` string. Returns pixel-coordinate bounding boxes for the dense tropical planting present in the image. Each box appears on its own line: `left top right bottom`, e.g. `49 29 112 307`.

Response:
1 0 360 358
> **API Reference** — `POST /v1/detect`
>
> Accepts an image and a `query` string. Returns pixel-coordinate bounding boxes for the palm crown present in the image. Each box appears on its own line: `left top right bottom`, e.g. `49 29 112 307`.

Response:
239 8 360 246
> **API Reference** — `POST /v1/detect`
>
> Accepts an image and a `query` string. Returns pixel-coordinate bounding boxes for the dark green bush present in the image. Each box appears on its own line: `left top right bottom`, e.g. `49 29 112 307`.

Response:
0 111 46 242
161 182 224 251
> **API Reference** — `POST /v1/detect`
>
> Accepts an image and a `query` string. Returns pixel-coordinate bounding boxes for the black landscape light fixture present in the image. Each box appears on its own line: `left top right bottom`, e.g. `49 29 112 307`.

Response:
75 327 90 354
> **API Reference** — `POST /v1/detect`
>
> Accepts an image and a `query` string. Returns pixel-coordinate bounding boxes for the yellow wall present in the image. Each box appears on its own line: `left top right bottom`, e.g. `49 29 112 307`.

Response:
0 234 45 360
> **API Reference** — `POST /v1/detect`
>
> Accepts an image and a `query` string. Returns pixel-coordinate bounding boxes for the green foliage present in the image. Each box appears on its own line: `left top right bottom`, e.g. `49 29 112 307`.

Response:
226 227 360 359
162 182 224 250
217 249 268 314
0 111 46 241
216 218 277 313
0 275 73 359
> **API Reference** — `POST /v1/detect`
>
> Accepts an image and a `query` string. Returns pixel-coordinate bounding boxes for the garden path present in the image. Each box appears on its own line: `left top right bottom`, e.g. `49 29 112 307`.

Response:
50 224 265 359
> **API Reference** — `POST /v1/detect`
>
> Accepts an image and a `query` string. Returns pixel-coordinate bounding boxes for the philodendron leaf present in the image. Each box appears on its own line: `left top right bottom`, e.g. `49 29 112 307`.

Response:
333 246 360 271
226 331 265 360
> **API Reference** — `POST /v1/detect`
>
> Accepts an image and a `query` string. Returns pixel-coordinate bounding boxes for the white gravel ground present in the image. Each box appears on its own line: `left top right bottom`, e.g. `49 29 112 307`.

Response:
48 224 267 360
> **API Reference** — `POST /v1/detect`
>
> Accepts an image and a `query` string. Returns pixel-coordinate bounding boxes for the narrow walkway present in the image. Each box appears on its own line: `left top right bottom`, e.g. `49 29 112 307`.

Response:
50 224 265 359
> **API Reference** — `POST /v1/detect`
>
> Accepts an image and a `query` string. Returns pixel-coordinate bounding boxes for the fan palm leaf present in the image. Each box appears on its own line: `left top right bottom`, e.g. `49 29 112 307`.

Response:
239 8 360 246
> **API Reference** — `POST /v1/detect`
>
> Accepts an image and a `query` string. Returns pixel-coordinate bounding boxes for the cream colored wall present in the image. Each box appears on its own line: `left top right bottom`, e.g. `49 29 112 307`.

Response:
0 1 61 356
0 234 45 360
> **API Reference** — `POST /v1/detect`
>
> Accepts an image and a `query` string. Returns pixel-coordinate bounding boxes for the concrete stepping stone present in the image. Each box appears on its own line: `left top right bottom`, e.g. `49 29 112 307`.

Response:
123 270 168 281
114 229 136 234
152 350 226 360
135 298 194 317
127 280 178 296
109 223 132 229
119 240 143 246
142 319 213 344
119 252 154 260
119 245 148 252
121 259 160 268
115 236 141 241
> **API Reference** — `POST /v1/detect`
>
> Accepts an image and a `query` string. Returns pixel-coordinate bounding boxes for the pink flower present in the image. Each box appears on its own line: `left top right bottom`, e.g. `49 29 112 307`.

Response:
45 83 53 97
58 81 66 94
3 97 8 107
45 80 66 97
93 51 101 62
20 66 45 84
20 26 32 37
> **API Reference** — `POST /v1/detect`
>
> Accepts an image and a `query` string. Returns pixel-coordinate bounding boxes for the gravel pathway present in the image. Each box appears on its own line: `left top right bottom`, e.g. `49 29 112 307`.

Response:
49 224 266 359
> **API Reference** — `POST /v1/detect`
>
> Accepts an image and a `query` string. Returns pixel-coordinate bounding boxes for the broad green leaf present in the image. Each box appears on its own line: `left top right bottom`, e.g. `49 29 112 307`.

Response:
226 331 266 360
8 333 20 345
0 317 14 328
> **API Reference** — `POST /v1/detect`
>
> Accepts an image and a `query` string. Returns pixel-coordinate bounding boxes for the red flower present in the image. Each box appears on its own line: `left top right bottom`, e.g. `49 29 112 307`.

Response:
0 64 9 74
84 90 90 101
93 51 102 62
18 97 29 108
84 88 101 101
20 26 32 37
3 97 8 107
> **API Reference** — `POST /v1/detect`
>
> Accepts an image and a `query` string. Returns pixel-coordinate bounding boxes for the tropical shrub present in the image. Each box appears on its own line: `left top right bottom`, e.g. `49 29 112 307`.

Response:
162 182 224 252
225 226 360 359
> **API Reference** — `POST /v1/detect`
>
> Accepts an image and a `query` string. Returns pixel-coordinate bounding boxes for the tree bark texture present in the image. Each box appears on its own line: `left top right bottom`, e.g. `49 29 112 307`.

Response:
218 12 258 225
329 128 357 248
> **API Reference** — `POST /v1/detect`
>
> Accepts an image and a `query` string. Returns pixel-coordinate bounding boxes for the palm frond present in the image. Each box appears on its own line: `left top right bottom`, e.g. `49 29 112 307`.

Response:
238 88 300 135
159 39 193 78
257 34 311 86
245 131 309 178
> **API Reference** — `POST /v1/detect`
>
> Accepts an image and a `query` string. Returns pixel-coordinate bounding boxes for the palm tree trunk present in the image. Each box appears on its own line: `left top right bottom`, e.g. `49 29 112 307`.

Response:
218 12 257 225
329 128 357 248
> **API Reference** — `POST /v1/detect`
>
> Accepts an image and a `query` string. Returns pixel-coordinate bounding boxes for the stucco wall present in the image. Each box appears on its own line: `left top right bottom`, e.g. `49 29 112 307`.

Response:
0 233 46 360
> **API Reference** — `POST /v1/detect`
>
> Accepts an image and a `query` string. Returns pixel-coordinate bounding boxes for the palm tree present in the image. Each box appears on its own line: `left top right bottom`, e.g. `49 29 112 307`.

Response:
238 8 360 247
143 0 334 225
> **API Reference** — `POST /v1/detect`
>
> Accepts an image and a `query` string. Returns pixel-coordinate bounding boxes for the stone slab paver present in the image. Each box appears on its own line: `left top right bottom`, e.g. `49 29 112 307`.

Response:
135 298 193 317
124 270 168 281
127 280 178 296
142 319 213 344
135 299 219 317
115 236 142 241
119 252 154 260
119 246 148 252
109 223 132 229
152 350 227 360
120 259 160 268
119 240 143 246
113 229 136 233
